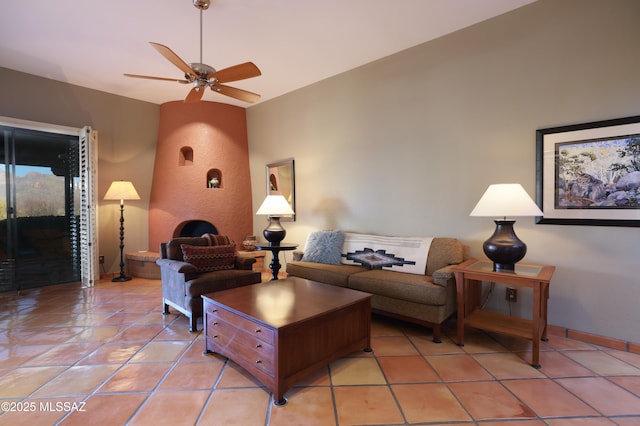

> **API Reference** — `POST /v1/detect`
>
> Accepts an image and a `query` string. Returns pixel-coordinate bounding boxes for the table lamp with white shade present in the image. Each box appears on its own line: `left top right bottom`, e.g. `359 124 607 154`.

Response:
256 194 295 246
470 183 543 272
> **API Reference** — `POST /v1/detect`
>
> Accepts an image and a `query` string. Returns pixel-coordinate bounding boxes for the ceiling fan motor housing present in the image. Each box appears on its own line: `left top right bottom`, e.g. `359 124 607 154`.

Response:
189 63 216 78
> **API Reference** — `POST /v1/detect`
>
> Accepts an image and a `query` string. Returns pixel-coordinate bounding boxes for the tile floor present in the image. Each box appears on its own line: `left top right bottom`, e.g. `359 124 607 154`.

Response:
0 278 639 426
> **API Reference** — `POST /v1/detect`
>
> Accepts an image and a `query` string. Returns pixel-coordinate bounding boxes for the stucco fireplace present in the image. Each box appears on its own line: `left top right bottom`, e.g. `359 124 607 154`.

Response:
148 101 253 251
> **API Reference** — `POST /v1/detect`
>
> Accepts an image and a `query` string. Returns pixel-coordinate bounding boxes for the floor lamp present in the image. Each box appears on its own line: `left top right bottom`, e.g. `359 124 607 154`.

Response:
104 181 140 282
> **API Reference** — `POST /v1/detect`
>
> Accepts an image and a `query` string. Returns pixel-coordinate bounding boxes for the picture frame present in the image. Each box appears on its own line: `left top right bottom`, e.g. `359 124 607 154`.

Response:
266 158 295 221
536 115 640 227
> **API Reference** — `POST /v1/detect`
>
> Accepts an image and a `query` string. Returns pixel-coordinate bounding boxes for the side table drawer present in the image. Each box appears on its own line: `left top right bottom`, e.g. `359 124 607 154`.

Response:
207 304 274 345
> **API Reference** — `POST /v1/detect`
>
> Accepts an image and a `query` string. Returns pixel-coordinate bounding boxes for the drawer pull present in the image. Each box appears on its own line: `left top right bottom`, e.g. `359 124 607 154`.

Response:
255 329 262 333
211 308 218 313
213 321 219 326
213 335 218 339
256 360 262 364
256 344 262 349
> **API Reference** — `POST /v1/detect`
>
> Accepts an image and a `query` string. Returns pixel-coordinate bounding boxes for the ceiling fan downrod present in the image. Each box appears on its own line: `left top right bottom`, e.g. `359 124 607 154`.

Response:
193 0 210 65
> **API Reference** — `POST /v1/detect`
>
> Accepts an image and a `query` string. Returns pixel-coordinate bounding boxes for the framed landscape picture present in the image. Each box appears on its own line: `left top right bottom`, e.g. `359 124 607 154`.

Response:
536 115 640 226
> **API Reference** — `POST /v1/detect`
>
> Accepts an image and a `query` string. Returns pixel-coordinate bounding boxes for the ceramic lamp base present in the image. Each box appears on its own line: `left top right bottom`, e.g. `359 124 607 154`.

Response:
263 216 286 246
483 220 527 272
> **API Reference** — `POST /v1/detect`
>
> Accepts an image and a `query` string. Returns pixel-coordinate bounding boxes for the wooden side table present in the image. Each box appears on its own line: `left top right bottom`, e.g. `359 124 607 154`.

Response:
452 258 555 368
254 243 298 280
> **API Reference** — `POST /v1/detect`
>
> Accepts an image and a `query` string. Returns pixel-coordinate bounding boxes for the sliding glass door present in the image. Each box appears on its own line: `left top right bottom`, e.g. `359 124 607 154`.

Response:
0 126 81 291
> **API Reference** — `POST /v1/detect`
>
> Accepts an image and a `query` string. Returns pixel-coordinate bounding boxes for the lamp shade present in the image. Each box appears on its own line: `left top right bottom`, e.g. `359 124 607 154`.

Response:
104 181 140 202
256 194 295 216
470 184 542 218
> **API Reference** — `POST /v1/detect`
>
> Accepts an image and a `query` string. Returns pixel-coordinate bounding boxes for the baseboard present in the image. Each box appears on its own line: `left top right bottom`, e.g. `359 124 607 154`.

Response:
547 324 640 354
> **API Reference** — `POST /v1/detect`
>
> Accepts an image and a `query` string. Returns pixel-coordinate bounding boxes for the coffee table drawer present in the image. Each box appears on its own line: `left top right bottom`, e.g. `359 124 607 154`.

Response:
208 329 274 375
207 304 275 345
207 316 275 356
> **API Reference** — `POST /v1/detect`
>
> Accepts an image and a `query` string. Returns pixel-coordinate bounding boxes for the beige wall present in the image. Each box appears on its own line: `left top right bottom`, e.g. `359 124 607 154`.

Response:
247 0 640 343
0 67 159 273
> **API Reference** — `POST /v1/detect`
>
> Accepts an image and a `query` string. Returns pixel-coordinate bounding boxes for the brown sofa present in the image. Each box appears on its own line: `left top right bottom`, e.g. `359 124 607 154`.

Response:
286 235 467 342
157 234 261 332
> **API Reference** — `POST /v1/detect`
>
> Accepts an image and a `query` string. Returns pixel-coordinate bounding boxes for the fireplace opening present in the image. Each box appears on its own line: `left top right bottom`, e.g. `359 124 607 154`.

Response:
175 220 218 237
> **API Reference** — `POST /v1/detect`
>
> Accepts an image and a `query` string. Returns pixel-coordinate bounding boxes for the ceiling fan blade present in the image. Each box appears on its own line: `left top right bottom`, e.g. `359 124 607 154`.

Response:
213 84 261 103
209 62 262 84
149 42 195 76
185 86 205 103
124 73 189 83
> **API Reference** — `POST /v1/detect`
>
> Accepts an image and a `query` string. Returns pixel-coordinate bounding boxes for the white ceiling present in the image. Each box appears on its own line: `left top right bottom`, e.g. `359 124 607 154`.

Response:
0 0 535 108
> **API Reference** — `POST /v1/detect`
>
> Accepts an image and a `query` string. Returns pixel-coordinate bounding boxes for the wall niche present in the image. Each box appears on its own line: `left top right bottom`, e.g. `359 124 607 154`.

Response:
207 169 222 188
179 146 193 166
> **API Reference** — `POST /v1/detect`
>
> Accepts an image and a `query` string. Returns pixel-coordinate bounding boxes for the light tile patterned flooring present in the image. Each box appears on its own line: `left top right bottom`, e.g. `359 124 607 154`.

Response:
1 278 639 425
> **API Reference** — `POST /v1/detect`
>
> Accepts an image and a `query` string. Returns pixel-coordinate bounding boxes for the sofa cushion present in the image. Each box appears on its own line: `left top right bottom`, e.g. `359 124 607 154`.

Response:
286 261 368 287
181 244 236 273
302 230 345 264
348 269 448 305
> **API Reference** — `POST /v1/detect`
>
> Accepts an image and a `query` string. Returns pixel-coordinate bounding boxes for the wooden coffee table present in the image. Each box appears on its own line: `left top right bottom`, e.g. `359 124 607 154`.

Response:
202 277 372 406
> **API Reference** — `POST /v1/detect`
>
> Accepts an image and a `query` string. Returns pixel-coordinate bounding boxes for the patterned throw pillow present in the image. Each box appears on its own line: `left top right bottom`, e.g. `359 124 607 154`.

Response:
181 243 236 272
302 230 345 265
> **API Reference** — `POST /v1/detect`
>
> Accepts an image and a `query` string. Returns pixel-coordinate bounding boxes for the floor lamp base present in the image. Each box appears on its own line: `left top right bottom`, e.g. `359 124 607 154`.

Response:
112 275 132 282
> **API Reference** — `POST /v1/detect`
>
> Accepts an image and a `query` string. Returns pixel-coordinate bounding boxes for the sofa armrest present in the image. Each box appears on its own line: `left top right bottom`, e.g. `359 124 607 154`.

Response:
292 250 304 261
235 254 256 270
431 264 456 287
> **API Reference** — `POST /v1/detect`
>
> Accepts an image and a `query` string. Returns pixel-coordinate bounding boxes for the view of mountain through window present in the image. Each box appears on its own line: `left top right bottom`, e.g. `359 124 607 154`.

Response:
0 166 80 220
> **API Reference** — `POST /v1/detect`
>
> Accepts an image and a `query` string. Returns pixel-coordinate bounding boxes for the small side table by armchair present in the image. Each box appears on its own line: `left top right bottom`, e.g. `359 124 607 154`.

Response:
254 243 298 280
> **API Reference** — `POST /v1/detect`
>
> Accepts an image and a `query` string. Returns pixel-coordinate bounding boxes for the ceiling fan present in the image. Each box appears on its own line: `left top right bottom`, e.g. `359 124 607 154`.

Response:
124 0 261 104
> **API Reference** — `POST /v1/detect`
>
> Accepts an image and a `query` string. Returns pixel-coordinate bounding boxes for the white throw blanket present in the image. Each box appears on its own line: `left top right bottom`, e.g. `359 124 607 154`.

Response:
341 233 433 275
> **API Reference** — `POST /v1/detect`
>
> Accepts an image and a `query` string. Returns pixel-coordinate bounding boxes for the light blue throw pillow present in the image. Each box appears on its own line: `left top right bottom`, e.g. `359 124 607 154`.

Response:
303 230 345 265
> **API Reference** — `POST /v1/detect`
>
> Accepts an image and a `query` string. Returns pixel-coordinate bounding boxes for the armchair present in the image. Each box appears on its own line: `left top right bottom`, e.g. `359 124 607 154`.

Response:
157 234 262 332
